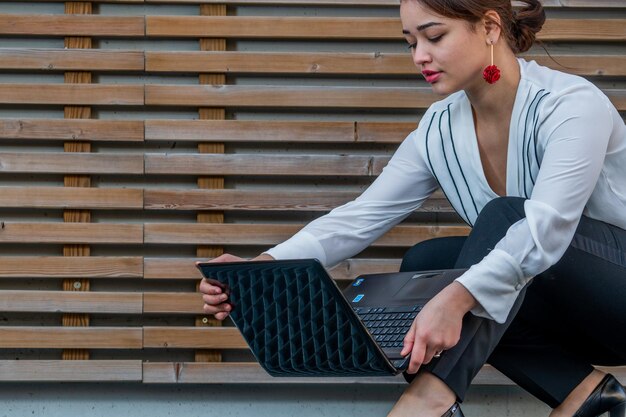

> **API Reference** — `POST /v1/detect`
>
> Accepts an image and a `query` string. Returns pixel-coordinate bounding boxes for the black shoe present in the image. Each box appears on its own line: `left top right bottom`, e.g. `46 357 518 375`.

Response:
441 402 464 417
573 374 626 417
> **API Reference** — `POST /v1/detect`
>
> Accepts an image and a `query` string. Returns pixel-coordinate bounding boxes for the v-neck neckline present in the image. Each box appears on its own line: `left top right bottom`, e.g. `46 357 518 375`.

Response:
464 59 524 198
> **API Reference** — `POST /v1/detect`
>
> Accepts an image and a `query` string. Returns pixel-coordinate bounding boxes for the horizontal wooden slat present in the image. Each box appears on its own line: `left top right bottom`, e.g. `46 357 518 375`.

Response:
147 52 626 77
145 85 436 109
0 327 143 349
144 189 452 212
0 256 143 278
145 154 390 176
14 0 626 8
0 48 144 71
0 119 144 142
143 327 247 349
145 85 626 110
0 291 143 314
144 0 626 6
144 223 469 246
0 187 143 209
145 120 415 144
0 84 144 106
0 223 144 244
144 257 403 280
0 15 145 37
142 362 626 384
146 51 415 74
0 153 144 174
146 120 357 142
144 292 201 314
146 16 401 39
146 17 626 41
0 360 143 382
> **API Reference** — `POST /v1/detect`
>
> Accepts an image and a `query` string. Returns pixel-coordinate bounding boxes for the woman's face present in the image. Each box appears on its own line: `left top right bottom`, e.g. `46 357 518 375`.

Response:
400 0 489 95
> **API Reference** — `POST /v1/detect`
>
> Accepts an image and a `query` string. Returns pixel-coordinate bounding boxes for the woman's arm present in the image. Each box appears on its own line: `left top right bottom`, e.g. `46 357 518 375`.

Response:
456 84 615 323
266 126 439 266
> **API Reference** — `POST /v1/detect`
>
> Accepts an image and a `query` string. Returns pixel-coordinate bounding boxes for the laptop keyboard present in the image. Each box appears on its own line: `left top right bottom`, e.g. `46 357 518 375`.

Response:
352 305 421 349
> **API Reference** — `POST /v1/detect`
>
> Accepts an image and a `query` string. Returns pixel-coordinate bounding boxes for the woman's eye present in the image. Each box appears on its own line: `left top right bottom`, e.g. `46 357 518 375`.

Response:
407 42 417 50
428 35 443 43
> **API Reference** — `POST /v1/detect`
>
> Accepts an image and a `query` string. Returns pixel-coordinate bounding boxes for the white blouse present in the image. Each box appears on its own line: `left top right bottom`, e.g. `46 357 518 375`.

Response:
267 59 626 323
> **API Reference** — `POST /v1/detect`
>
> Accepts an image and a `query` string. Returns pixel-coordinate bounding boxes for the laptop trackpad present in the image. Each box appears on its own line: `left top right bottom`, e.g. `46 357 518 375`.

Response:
393 271 452 301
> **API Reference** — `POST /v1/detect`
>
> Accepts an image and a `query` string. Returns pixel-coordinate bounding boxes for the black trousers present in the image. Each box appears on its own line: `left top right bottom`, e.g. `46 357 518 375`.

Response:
401 197 626 408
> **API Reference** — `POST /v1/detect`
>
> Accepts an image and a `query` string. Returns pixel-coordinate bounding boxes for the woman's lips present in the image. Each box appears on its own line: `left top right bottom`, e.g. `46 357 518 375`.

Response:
422 71 442 83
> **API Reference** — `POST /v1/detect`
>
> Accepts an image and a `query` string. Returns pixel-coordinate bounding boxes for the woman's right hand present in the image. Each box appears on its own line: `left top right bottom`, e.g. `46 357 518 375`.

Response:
198 253 274 321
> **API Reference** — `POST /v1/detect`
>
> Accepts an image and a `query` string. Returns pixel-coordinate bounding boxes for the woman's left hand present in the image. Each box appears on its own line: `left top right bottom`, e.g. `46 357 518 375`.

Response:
401 281 477 374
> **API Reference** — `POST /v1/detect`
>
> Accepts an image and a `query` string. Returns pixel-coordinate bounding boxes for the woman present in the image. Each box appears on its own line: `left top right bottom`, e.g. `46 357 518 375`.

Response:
200 1 626 416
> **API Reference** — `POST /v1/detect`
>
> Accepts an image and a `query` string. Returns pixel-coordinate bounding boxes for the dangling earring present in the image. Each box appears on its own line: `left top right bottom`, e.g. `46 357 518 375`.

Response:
483 40 501 84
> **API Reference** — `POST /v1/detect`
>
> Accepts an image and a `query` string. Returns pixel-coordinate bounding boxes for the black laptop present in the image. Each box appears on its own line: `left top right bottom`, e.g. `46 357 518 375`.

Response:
197 258 466 377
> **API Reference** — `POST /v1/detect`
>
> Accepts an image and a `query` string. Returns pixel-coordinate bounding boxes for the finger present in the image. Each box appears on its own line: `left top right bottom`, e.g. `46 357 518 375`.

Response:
408 335 426 374
401 318 417 356
215 311 230 321
202 302 231 315
422 345 442 365
198 280 222 295
202 293 229 305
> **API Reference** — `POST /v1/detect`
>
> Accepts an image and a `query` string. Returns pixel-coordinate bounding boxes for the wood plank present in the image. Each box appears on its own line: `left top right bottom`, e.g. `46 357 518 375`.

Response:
145 85 626 110
145 51 415 74
143 327 247 349
145 154 390 176
145 0 626 6
0 327 143 349
0 360 142 382
0 291 143 314
142 362 626 384
143 189 452 212
0 119 144 142
0 15 145 37
146 17 626 41
144 292 202 314
541 19 625 42
0 256 143 278
0 187 143 209
146 52 626 77
145 120 416 143
145 85 436 109
145 120 357 142
0 223 144 244
0 49 144 71
0 84 144 106
144 223 469 246
0 153 144 174
144 257 402 281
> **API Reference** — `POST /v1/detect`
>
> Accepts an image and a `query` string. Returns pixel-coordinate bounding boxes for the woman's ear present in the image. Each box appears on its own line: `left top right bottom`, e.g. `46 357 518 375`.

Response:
482 10 502 43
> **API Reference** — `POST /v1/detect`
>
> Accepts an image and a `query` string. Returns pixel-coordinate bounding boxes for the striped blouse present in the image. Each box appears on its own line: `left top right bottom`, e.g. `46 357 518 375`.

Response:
267 58 626 323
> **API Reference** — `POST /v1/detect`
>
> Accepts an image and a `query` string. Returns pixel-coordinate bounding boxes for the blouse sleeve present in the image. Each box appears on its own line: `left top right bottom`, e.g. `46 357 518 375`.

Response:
266 124 439 267
455 84 615 323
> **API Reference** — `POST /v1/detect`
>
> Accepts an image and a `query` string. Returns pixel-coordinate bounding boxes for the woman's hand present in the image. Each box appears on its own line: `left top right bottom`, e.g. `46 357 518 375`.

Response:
401 281 477 374
198 253 274 321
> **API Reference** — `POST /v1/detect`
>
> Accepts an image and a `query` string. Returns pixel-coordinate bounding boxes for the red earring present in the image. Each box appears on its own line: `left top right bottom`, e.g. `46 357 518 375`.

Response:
483 41 501 84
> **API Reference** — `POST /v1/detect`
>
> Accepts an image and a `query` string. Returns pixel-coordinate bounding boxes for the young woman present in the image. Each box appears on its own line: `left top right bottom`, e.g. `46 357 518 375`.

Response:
200 1 626 416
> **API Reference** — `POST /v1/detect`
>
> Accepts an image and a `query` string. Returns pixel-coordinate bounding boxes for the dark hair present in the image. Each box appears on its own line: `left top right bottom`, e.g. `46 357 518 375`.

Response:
412 0 546 53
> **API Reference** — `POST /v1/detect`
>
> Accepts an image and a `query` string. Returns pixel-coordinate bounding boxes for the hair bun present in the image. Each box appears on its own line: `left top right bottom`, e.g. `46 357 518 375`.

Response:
512 0 546 53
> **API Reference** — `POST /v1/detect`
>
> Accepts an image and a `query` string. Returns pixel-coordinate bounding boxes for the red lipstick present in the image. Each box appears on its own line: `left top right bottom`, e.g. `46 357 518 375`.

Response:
422 70 442 83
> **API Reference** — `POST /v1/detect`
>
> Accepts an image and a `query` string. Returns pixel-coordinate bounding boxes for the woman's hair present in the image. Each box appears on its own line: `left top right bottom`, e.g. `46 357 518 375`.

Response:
413 0 546 53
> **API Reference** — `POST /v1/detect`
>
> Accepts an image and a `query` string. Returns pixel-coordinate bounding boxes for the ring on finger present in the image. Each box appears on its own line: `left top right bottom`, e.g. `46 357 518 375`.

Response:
433 350 444 358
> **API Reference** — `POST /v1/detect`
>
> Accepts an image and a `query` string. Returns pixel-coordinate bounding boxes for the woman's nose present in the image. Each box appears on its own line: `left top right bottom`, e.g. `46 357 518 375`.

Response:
412 46 431 67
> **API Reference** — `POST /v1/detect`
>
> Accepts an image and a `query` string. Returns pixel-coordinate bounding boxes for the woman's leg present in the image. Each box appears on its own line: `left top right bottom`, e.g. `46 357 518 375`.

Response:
391 199 537 416
487 211 626 412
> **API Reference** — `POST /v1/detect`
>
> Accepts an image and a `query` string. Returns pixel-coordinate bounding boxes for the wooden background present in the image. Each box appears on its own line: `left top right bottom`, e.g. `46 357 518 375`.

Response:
0 0 624 384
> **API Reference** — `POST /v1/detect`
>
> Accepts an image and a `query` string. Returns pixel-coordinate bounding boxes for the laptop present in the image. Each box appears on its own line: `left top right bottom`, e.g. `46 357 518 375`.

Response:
196 258 466 377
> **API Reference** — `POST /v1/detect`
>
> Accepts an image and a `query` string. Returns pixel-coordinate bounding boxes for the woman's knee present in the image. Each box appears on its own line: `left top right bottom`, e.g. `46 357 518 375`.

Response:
400 236 466 272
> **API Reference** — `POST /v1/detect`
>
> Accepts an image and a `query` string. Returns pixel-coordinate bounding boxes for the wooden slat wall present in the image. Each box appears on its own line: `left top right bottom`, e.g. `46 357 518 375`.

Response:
0 0 624 384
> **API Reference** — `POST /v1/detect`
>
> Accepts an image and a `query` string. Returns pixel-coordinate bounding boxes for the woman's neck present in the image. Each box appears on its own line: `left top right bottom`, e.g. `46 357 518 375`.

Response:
465 51 521 124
